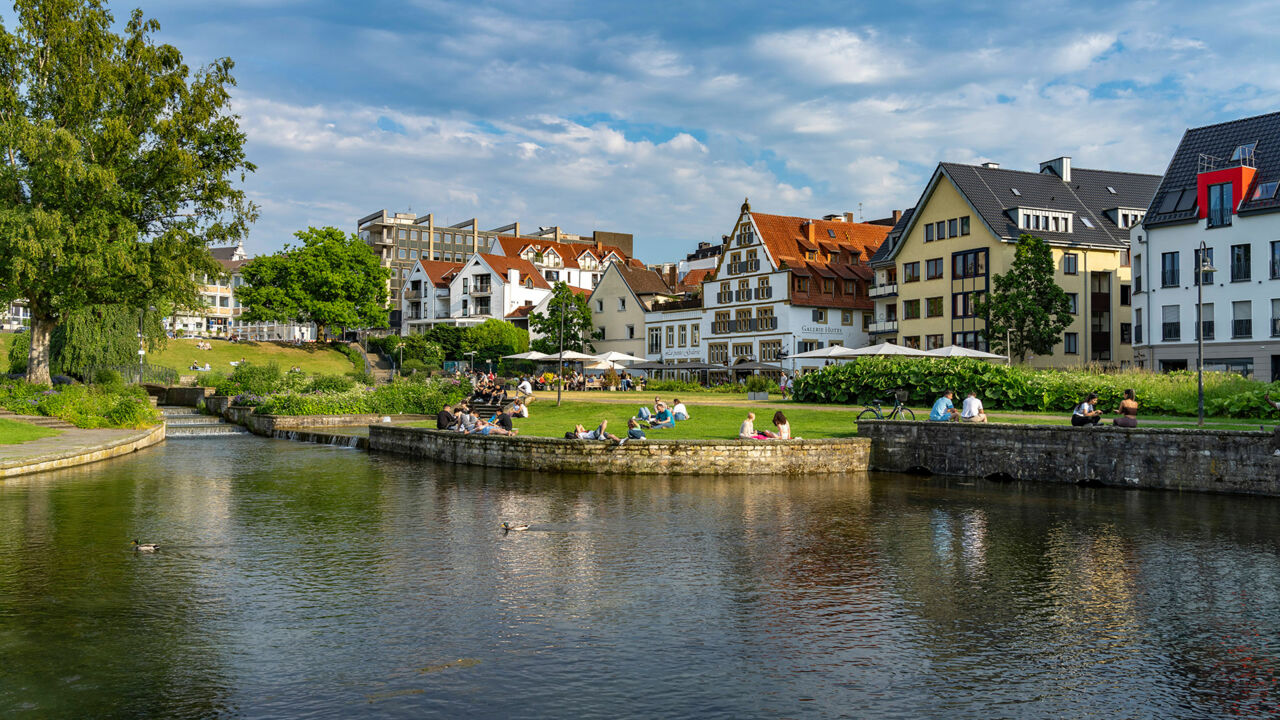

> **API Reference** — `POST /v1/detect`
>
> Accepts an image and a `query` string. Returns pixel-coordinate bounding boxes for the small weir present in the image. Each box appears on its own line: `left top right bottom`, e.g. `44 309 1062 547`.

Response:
161 406 249 438
271 428 368 450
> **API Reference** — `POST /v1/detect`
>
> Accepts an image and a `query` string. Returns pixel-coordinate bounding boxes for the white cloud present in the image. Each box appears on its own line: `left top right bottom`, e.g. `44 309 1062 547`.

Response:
1053 33 1117 73
752 28 907 85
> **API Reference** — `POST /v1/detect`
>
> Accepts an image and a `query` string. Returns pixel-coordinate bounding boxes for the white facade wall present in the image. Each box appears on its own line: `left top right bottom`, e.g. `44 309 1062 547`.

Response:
1134 211 1280 380
1 301 29 332
642 307 706 364
446 257 550 326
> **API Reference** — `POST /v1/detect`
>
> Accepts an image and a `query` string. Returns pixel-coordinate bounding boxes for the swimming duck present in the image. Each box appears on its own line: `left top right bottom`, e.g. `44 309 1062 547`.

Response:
132 539 160 552
500 522 530 533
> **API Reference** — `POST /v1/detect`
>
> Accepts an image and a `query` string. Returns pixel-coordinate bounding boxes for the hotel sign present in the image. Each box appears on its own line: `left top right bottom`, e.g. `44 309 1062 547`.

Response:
800 325 846 336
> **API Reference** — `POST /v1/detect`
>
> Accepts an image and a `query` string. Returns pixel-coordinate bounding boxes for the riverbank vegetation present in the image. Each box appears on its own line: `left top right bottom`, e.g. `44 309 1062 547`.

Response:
792 358 1279 418
208 362 471 416
0 417 61 445
0 380 160 429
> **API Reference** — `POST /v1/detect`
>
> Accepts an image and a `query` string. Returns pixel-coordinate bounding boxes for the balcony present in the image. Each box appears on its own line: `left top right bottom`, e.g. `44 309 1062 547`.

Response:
471 284 492 296
1233 319 1252 339
1196 321 1215 341
1162 323 1180 342
868 320 898 334
868 283 898 299
403 289 423 300
754 286 773 300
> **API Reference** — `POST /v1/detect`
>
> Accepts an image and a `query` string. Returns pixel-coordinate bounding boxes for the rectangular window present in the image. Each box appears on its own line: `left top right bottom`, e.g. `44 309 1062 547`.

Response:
948 219 958 237
733 343 753 358
1272 299 1280 338
960 216 970 235
691 324 700 345
760 340 782 361
903 262 921 282
1134 253 1142 292
618 297 627 311
1161 252 1180 287
627 324 636 339
952 292 980 318
925 296 944 318
598 326 607 340
1198 302 1214 341
708 343 728 364
678 325 687 347
1161 304 1180 341
1120 284 1131 307
1066 293 1078 314
812 309 827 323
1063 253 1078 275
649 328 662 354
595 299 604 312
666 326 675 347
1120 323 1132 345
1231 244 1251 282
1135 308 1143 344
926 258 944 280
902 299 921 319
924 224 934 242
1064 332 1079 354
936 221 946 240
952 249 987 279
925 334 944 350
1232 300 1252 339
841 310 853 326
1208 182 1233 228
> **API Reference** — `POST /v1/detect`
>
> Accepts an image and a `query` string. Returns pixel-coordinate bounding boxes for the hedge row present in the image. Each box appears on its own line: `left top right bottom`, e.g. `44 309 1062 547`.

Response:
790 357 1280 417
251 377 471 417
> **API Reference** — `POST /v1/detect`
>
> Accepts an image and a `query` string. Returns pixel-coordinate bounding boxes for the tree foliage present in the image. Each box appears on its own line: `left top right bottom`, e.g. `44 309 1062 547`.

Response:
462 318 529 363
973 235 1073 362
421 325 465 360
7 304 166 376
529 283 597 354
235 226 390 340
0 0 255 383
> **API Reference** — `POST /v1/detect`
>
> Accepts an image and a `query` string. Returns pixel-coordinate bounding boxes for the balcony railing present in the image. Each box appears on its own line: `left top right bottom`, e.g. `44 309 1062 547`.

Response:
1161 272 1179 288
1233 319 1252 338
868 283 899 298
868 320 898 334
471 284 492 296
1196 321 1214 341
402 289 423 300
1162 322 1180 342
1273 317 1280 337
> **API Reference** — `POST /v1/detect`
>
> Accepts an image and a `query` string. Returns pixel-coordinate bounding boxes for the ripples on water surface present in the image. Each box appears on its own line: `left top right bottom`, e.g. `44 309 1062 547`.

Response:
1 437 1279 718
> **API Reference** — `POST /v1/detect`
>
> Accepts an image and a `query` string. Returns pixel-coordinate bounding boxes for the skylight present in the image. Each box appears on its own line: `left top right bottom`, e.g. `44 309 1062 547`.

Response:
1174 189 1197 212
1157 190 1181 214
1079 216 1095 228
1252 181 1279 201
1231 141 1257 161
1011 188 1021 196
1107 186 1117 194
827 229 836 238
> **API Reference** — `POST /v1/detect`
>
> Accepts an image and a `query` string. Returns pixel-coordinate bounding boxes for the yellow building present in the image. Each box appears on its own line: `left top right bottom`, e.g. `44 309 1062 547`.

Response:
869 157 1160 367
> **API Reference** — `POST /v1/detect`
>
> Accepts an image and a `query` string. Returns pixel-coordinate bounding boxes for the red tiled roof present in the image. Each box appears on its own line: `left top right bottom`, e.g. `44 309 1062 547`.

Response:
749 212 889 271
495 236 633 270
505 305 536 319
678 268 712 292
566 285 590 296
416 260 466 288
477 254 551 289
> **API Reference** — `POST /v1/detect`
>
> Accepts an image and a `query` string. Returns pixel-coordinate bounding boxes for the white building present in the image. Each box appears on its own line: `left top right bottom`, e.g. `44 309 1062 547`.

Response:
1 300 29 332
495 236 636 294
165 242 315 341
1135 111 1280 381
401 254 552 333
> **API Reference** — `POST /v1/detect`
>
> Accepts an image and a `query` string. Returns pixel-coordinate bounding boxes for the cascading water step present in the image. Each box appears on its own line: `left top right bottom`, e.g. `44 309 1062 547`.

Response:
160 405 248 438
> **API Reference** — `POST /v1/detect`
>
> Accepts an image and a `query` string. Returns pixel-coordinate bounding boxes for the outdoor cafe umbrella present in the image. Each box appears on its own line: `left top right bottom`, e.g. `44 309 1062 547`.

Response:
730 361 785 372
841 342 930 357
924 345 1008 360
593 351 649 364
502 350 551 360
627 361 669 371
788 345 859 359
583 359 627 371
541 350 599 362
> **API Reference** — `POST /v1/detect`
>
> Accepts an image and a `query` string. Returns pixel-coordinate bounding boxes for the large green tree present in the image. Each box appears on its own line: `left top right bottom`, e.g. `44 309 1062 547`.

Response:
0 0 255 383
235 226 391 340
462 318 529 364
973 234 1073 362
529 282 597 354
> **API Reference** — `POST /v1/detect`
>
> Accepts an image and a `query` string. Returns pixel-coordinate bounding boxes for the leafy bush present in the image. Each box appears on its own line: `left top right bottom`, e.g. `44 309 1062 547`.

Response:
305 374 358 393
0 379 160 429
400 358 429 374
8 333 29 374
645 379 704 393
252 377 471 417
340 343 365 371
92 368 124 387
211 362 285 397
743 375 775 393
346 370 376 385
791 357 1280 417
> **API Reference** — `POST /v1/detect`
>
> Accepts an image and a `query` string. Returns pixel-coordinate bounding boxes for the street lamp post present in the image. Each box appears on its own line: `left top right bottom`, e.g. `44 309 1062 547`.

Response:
556 298 565 407
465 350 476 377
1196 239 1216 427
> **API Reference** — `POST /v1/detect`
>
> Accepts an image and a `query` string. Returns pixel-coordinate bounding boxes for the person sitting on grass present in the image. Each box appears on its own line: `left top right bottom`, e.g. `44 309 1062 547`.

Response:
648 402 675 429
739 412 773 439
960 391 987 423
510 399 529 419
574 421 621 442
458 407 478 433
771 411 791 440
1071 393 1102 427
437 404 455 430
929 390 959 422
626 418 646 440
475 418 517 436
494 409 515 433
1114 389 1139 428
672 399 690 421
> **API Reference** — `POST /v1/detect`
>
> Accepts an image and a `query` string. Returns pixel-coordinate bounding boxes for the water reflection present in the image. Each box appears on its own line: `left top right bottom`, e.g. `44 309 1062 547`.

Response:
1 440 1279 718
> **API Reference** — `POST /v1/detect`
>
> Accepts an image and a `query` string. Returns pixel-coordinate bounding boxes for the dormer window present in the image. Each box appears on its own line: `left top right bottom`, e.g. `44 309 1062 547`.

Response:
1015 207 1073 233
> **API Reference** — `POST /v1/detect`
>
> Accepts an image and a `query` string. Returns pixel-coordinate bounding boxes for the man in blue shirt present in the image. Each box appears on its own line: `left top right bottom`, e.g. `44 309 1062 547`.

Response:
929 390 959 422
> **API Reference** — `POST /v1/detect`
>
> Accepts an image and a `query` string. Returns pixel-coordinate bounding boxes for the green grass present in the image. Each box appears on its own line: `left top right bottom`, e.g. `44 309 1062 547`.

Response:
413 400 863 439
148 338 355 377
0 417 60 444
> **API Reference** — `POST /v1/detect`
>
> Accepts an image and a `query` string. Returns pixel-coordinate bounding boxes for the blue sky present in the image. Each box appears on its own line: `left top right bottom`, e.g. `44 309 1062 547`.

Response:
114 0 1280 262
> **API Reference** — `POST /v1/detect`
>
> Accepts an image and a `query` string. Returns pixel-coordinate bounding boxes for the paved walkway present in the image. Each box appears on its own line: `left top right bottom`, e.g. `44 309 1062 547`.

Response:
0 423 141 464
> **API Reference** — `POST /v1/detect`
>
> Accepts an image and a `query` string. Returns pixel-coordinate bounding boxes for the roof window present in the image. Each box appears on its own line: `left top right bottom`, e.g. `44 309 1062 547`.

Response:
827 229 836 238
1011 188 1021 196
1107 186 1117 194
1079 216 1095 228
1252 180 1279 201
1231 142 1257 162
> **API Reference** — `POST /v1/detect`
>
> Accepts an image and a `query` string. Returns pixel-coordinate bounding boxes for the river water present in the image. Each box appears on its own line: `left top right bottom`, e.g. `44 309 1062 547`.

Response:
1 437 1279 719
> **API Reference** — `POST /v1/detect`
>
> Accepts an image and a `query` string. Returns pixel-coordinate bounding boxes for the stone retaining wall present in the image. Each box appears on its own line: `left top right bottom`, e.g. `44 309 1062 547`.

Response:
144 385 212 407
857 420 1280 495
243 413 389 436
0 424 166 479
369 425 870 476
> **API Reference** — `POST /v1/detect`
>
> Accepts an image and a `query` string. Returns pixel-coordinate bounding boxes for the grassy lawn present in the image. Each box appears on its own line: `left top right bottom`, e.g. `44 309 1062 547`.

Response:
0 417 61 444
413 400 864 439
148 338 356 377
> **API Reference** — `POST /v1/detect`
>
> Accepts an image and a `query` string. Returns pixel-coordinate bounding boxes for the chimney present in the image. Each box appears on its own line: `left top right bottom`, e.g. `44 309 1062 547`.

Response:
805 221 815 244
892 209 903 223
844 212 855 223
1039 156 1071 182
508 268 519 285
981 161 1000 169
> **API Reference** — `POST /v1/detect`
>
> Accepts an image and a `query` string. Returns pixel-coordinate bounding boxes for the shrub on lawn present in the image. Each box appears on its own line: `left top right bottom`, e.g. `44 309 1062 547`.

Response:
0 379 160 429
791 357 1279 417
304 374 357 394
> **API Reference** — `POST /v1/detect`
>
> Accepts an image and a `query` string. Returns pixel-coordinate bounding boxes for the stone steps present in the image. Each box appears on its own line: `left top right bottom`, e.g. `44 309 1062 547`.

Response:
160 405 248 438
0 410 75 430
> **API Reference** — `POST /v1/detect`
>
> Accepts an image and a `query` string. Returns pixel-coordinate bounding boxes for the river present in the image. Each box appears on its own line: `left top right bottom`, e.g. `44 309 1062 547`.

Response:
1 436 1278 718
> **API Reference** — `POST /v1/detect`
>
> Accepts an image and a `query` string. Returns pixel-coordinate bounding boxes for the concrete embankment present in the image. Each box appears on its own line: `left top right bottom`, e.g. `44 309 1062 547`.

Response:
0 424 166 479
368 425 871 476
857 420 1280 496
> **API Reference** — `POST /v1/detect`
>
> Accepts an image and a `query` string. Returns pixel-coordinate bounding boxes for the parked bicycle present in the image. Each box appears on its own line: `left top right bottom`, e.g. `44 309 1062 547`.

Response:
857 389 915 421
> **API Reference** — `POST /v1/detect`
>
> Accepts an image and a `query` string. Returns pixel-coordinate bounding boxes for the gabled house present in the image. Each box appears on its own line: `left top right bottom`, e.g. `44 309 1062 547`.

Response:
588 263 678 358
495 236 638 293
872 157 1160 365
1135 111 1280 380
447 254 551 329
401 260 465 334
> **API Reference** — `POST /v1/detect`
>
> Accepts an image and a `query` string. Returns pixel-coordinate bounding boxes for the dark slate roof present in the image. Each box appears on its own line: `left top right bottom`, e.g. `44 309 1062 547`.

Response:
1146 111 1280 227
937 162 1160 249
869 207 913 267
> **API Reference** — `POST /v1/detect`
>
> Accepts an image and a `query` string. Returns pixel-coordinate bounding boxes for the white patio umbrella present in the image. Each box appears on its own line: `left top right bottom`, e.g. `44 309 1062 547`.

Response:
542 350 598 361
788 345 860 359
924 345 1008 360
841 342 931 357
593 350 649 364
502 350 551 360
583 359 626 371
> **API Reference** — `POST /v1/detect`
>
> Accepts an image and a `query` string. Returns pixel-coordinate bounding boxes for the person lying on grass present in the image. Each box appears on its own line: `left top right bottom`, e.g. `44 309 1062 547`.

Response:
474 418 517 436
573 421 621 442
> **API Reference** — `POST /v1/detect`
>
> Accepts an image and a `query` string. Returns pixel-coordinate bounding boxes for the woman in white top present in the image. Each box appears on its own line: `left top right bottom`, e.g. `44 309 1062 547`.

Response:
771 411 791 439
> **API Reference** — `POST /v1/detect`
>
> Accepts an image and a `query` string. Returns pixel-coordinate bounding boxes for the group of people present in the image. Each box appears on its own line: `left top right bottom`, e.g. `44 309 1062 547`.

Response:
470 377 509 406
634 397 689 429
738 411 793 440
927 388 1142 427
436 400 528 437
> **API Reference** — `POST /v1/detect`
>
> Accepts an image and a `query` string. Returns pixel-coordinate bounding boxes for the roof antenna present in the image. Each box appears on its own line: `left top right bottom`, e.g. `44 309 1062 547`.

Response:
858 202 864 222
